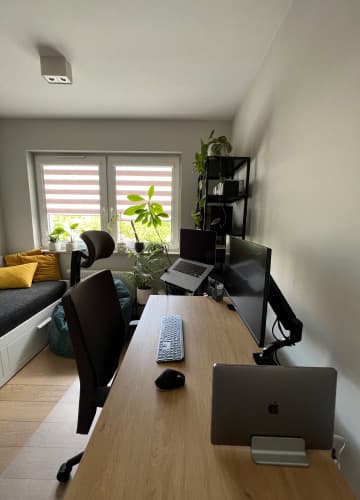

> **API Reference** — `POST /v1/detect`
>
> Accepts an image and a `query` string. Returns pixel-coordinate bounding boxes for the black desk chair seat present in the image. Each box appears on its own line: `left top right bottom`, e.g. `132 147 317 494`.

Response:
57 270 125 482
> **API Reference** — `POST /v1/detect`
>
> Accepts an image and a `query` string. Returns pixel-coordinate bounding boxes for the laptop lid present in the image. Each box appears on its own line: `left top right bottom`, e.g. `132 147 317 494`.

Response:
180 228 216 265
211 364 337 449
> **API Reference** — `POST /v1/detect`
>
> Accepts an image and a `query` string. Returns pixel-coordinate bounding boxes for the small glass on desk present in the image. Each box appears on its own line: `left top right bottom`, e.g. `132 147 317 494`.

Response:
208 277 225 302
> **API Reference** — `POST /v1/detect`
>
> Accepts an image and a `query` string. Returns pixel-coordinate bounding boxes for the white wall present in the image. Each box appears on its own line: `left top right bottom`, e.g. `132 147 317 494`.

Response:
0 119 231 253
232 0 360 493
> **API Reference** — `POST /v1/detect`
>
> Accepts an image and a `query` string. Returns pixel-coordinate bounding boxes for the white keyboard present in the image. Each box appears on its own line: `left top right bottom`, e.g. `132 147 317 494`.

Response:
156 315 184 362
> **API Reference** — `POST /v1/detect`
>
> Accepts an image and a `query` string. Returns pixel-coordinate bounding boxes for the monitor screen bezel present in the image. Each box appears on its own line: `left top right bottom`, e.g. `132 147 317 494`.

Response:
224 236 272 347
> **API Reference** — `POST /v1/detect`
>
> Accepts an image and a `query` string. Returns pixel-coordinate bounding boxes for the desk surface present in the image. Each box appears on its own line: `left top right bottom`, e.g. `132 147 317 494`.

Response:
65 296 354 500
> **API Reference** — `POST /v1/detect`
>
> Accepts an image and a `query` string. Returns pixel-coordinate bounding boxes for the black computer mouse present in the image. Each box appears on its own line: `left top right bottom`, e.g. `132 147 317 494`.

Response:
155 369 185 391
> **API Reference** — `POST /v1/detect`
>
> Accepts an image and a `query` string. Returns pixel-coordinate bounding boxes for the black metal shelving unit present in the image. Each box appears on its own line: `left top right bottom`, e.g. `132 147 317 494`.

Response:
197 156 251 263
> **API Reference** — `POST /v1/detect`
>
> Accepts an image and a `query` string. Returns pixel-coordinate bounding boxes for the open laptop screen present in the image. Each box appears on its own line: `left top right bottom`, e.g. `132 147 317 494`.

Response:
180 229 216 265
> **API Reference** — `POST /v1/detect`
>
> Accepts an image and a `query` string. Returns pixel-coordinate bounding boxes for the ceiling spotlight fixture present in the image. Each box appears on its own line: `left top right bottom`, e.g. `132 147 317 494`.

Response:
40 55 72 84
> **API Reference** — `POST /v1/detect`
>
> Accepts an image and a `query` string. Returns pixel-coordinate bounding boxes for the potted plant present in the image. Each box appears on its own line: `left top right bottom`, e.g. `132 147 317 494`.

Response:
192 130 232 177
65 222 80 251
206 130 232 157
48 225 65 251
192 130 232 228
131 244 166 305
124 185 171 265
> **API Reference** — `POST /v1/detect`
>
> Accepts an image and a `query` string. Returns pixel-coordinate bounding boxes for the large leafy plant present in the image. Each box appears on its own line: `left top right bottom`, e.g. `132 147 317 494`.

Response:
130 243 166 290
124 185 171 264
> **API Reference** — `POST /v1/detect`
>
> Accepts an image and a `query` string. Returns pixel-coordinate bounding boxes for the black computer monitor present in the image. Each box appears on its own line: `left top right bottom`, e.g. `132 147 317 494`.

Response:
223 236 271 347
180 228 216 265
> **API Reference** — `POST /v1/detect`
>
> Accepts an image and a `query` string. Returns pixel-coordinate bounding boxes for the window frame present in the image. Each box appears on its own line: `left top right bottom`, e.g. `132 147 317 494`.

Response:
34 153 181 250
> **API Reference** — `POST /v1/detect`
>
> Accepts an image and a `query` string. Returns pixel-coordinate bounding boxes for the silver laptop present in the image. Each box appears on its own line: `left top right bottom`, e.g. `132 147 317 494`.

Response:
161 258 214 293
211 364 337 450
160 228 216 293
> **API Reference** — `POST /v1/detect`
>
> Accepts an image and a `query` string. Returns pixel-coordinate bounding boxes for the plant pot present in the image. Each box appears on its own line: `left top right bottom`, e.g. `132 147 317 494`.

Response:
66 242 77 252
48 241 57 251
137 288 153 305
117 242 127 254
135 241 144 253
55 241 64 251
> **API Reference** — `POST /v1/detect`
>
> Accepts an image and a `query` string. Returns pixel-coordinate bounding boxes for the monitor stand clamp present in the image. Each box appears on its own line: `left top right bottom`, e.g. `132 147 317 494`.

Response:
251 436 309 467
253 338 294 366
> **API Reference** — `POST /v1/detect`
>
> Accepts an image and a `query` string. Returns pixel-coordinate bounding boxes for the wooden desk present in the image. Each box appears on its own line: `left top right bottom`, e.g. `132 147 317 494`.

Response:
65 296 354 500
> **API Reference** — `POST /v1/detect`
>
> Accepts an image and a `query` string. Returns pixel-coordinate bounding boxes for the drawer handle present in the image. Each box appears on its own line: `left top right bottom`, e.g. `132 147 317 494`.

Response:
37 317 52 329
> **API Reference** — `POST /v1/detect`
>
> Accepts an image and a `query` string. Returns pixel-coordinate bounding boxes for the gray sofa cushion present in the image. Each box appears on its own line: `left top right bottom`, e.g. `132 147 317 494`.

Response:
0 281 66 337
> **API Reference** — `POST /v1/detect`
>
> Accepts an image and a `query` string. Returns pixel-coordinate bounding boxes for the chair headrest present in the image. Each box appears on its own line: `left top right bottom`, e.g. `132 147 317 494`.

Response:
80 231 115 268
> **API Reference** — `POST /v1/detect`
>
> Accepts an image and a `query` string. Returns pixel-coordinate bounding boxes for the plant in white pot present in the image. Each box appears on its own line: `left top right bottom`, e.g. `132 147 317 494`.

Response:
48 225 65 251
124 185 171 266
64 222 80 251
131 244 166 305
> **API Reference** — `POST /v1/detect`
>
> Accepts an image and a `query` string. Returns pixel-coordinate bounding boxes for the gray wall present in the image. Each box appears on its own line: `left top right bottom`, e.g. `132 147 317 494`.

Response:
0 119 231 253
0 208 5 256
0 126 5 255
232 0 360 494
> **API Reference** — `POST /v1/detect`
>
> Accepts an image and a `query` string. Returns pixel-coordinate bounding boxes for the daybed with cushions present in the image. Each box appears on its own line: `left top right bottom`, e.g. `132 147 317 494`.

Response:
0 250 65 387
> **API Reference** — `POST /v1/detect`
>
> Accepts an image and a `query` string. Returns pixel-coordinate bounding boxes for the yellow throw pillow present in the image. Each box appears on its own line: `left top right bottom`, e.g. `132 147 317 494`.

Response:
20 253 61 282
0 263 38 289
4 248 42 267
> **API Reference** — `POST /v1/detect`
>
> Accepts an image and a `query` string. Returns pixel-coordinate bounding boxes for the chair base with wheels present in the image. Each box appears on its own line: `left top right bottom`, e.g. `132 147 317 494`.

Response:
57 452 84 482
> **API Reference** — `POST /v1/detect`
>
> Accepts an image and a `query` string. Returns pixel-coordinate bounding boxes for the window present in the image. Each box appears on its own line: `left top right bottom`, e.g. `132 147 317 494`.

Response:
35 154 180 249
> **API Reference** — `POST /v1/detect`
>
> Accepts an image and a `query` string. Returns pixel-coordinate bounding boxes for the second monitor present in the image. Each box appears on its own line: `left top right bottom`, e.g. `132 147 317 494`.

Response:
221 236 303 364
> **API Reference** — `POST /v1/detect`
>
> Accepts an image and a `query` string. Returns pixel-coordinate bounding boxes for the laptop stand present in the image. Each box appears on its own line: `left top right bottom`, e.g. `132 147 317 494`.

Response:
251 436 309 467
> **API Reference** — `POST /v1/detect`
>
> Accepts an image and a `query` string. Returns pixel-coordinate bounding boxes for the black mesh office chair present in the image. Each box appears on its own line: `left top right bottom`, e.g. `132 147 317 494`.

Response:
56 269 126 482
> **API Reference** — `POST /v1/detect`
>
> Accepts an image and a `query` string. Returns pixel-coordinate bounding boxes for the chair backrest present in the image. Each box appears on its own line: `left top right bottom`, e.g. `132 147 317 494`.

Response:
70 231 115 286
80 230 115 268
62 270 125 432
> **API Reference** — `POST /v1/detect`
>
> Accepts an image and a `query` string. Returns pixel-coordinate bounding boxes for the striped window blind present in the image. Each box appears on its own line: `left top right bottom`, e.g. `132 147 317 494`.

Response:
35 154 179 248
43 164 100 215
115 165 173 219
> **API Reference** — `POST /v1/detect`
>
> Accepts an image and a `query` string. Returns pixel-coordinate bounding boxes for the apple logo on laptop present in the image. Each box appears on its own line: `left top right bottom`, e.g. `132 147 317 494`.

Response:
268 401 279 415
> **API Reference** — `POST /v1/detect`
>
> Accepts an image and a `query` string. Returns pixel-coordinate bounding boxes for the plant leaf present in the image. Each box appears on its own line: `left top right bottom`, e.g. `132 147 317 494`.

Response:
148 185 155 199
124 206 142 216
135 213 144 223
150 202 163 213
127 194 145 202
157 212 169 218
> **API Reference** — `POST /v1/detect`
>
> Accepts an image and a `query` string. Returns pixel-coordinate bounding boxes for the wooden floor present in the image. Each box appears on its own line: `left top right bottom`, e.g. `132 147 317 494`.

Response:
0 346 91 499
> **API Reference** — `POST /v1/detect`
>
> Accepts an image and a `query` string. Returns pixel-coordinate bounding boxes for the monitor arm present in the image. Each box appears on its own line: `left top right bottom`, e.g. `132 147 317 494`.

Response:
253 276 303 365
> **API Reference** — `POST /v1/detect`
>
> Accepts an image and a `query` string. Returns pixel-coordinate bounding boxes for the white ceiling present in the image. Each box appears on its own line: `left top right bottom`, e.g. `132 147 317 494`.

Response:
0 0 290 119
